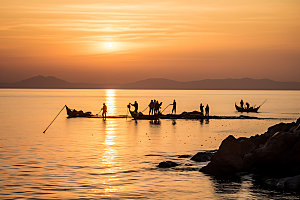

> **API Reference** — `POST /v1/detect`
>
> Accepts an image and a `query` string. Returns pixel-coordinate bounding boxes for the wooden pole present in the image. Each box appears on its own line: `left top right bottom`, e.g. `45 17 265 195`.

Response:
43 105 66 134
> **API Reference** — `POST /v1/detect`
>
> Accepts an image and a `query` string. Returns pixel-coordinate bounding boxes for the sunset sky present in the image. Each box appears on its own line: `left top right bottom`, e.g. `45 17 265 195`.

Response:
0 0 299 83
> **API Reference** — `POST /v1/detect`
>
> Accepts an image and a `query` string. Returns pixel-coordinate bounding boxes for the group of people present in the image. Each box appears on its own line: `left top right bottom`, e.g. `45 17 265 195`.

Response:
101 99 210 119
240 99 251 109
129 99 177 115
200 103 210 116
148 100 163 115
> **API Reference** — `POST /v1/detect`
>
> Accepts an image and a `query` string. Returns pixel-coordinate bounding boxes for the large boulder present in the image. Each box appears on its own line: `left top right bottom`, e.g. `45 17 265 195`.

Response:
244 129 300 176
200 118 300 178
277 175 300 191
200 135 256 176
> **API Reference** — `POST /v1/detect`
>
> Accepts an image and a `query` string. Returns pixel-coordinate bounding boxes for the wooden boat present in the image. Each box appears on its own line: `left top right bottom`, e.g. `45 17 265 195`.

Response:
66 106 127 118
66 106 93 118
129 110 206 120
129 110 160 120
65 105 266 120
235 103 260 113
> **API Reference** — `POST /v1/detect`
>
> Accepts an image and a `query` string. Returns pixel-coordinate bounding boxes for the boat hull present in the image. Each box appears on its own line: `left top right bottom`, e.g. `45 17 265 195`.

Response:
129 111 160 120
235 104 260 113
66 106 93 118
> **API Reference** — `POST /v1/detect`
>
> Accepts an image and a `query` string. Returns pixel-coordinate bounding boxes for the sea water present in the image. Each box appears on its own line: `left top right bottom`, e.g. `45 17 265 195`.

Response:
0 89 300 199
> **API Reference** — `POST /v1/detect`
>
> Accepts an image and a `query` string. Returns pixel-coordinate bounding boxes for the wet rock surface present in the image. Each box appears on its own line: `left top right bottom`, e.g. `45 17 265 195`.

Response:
200 118 300 191
157 161 179 168
178 155 191 158
277 175 300 191
191 150 216 162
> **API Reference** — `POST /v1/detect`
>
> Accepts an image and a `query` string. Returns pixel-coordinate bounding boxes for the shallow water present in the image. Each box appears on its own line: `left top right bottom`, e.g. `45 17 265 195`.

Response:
0 89 300 199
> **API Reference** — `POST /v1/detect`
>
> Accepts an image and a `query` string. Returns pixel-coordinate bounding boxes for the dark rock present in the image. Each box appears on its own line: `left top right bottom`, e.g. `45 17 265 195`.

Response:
244 130 300 176
255 175 300 192
157 161 179 168
200 135 246 176
191 151 216 162
277 175 300 191
200 118 300 179
178 155 191 158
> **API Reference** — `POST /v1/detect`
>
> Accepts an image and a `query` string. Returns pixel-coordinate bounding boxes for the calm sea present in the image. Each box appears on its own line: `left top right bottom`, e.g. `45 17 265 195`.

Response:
0 89 300 199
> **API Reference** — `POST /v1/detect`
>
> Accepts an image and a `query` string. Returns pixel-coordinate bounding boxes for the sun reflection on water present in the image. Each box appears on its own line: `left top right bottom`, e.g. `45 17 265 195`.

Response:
105 89 116 116
101 118 120 197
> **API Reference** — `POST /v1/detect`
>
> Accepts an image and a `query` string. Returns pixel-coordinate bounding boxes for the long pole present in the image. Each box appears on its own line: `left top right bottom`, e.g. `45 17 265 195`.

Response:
162 104 172 113
259 99 267 107
43 105 66 134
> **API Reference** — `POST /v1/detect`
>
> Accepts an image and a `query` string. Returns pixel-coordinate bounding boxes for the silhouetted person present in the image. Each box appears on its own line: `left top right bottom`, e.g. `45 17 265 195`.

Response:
172 99 176 114
102 103 107 119
246 102 250 109
130 101 139 113
154 101 162 114
200 103 204 114
240 99 244 108
205 104 210 117
149 100 154 115
153 100 157 114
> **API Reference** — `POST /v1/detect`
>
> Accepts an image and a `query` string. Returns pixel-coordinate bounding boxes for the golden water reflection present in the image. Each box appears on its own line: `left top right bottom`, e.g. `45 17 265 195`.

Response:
101 118 120 197
104 89 116 116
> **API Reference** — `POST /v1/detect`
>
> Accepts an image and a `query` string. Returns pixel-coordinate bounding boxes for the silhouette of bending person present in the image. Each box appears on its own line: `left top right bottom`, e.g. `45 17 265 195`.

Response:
246 102 250 109
154 101 162 114
130 101 139 113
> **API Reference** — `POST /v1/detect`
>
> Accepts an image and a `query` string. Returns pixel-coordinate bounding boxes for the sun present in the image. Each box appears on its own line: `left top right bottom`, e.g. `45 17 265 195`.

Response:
107 42 113 48
103 42 115 51
94 41 126 53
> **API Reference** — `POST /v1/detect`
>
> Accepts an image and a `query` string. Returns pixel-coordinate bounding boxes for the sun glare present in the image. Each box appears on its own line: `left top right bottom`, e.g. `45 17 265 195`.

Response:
103 42 115 51
107 42 113 48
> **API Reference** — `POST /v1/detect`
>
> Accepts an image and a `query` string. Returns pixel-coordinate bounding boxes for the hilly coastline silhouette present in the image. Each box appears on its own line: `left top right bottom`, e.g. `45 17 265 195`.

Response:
1 75 300 90
0 75 102 89
122 78 300 90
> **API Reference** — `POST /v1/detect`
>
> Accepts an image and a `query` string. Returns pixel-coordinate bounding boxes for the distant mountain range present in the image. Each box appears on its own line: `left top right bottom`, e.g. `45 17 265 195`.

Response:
1 75 300 90
0 75 102 89
122 78 300 90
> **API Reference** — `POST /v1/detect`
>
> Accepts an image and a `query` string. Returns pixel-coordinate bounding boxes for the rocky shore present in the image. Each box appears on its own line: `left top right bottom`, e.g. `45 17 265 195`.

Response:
200 118 300 191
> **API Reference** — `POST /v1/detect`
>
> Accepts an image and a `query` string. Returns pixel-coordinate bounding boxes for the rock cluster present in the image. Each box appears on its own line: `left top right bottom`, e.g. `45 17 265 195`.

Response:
200 118 300 191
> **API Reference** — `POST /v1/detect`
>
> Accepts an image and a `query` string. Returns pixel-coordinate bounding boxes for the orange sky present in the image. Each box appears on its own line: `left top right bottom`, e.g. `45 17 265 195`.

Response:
0 0 299 83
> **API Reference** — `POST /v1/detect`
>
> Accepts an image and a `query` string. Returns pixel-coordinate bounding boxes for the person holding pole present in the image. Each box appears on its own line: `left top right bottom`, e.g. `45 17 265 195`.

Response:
171 99 176 114
102 103 107 119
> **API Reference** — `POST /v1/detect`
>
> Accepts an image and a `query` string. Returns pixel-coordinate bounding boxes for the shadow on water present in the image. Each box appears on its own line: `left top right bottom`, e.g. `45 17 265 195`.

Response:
200 118 210 125
210 176 242 195
172 119 176 125
209 174 300 199
150 119 161 125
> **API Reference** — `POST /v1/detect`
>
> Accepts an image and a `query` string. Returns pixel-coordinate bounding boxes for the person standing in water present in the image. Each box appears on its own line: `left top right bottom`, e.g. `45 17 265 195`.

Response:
200 103 204 114
149 100 154 115
205 104 210 117
102 103 107 119
171 99 176 114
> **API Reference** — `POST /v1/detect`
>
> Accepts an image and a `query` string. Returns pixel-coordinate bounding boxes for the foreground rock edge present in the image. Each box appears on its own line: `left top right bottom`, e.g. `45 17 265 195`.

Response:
200 118 300 192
